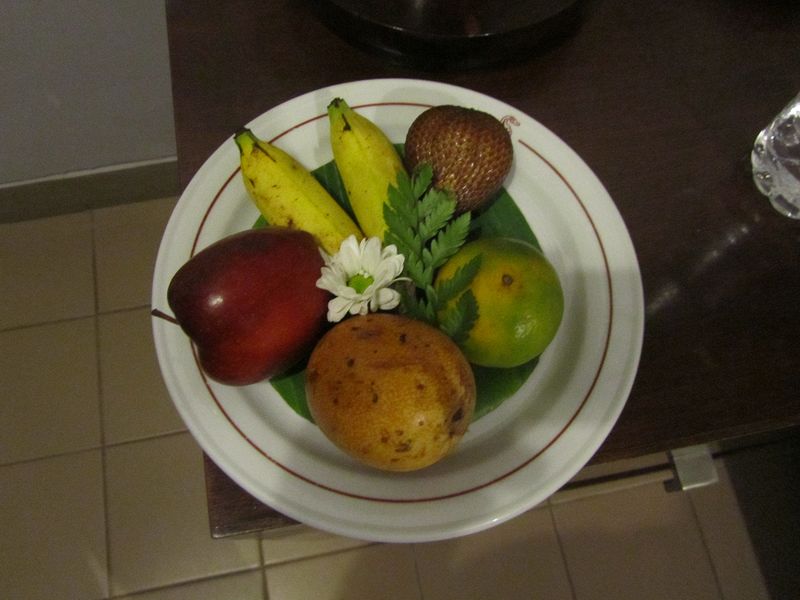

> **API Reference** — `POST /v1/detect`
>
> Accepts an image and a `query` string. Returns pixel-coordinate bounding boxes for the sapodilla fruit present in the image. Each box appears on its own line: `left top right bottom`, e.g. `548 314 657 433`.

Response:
404 105 513 213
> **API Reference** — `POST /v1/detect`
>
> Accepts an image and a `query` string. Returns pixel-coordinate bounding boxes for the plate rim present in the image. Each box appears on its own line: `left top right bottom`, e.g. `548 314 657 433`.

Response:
151 77 644 542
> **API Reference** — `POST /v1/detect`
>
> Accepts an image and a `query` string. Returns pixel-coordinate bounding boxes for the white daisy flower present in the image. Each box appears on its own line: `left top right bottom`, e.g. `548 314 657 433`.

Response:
316 235 406 323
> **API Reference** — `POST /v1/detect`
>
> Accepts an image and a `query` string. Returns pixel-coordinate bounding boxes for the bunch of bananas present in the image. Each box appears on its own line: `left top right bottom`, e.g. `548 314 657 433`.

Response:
235 98 405 253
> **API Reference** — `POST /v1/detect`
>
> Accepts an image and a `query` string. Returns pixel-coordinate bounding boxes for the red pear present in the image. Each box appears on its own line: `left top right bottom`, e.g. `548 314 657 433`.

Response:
167 227 329 385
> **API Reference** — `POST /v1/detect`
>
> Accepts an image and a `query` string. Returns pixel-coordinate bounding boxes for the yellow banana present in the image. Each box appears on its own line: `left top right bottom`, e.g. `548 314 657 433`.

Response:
327 98 407 240
234 128 362 255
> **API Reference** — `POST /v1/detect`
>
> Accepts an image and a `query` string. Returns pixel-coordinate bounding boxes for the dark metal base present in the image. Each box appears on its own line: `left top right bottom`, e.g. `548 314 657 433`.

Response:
311 0 587 70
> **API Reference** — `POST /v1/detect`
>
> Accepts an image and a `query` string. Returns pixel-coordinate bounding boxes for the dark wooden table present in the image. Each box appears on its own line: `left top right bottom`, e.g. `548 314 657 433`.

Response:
165 0 800 536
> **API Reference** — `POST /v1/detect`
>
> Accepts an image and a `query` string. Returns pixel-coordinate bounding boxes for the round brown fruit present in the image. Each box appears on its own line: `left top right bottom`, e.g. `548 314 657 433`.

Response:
404 105 513 213
305 313 476 472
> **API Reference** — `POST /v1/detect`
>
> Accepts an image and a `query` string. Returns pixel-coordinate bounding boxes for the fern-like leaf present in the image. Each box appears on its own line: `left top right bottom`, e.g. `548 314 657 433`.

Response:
439 290 479 344
435 254 482 308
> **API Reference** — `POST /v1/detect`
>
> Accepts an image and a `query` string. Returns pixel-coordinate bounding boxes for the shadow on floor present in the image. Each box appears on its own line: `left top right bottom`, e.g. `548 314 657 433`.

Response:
726 429 800 600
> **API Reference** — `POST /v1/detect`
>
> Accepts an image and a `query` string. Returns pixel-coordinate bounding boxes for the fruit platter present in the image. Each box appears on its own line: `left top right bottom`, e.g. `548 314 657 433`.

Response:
151 78 643 542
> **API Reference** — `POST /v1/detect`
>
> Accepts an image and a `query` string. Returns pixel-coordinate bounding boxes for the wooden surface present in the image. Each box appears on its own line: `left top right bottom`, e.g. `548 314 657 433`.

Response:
166 0 800 536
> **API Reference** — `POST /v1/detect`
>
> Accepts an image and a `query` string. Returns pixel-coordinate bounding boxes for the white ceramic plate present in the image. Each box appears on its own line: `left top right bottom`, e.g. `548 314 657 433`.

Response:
152 78 644 543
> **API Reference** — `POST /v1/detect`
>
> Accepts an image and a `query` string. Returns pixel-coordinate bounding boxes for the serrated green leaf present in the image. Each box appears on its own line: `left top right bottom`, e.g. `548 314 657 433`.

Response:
384 213 420 258
405 256 427 285
412 163 433 198
396 168 417 198
435 254 482 308
439 289 479 344
420 263 434 285
385 184 417 231
456 289 479 335
420 246 433 267
383 162 477 342
400 292 435 324
418 191 456 243
428 212 471 270
424 284 438 309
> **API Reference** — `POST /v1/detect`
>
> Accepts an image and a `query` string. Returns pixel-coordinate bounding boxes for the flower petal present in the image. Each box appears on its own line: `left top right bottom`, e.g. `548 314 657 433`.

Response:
327 296 353 322
349 299 370 316
373 256 404 285
316 266 342 294
337 235 363 276
317 234 409 322
375 287 401 311
360 237 383 274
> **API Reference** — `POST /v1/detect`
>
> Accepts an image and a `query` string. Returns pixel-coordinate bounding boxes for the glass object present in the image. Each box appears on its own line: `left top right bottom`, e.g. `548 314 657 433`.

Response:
751 93 800 219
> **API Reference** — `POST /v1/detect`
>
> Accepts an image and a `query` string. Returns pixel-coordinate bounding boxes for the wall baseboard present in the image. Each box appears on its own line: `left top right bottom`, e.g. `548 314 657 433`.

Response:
0 159 179 223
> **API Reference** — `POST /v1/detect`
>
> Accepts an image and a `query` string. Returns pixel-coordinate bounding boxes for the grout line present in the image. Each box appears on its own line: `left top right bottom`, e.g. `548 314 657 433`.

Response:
90 208 100 318
258 533 270 600
1 440 672 485
260 541 379 571
104 428 190 450
0 312 97 334
99 388 114 597
687 489 727 600
91 207 115 598
410 543 426 600
99 303 156 316
102 566 265 599
547 504 579 600
0 445 105 469
0 429 190 470
0 304 153 335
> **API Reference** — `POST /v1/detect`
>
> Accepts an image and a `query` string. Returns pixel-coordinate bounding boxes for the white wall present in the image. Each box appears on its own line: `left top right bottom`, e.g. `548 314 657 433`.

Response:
0 0 176 186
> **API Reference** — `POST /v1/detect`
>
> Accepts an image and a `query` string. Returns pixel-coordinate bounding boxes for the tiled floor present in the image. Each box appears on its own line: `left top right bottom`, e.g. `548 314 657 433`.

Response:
0 198 773 599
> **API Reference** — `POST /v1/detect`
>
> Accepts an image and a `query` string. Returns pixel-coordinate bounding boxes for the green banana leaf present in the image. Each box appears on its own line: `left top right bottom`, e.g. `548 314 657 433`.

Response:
255 153 541 423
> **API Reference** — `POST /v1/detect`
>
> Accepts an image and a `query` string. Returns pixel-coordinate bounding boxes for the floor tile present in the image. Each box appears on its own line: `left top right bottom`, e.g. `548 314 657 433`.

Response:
690 462 770 600
552 480 721 600
0 317 101 464
114 569 264 600
98 307 185 444
261 525 373 566
0 211 95 328
94 196 176 312
413 506 574 600
0 450 107 600
266 544 420 600
105 432 260 595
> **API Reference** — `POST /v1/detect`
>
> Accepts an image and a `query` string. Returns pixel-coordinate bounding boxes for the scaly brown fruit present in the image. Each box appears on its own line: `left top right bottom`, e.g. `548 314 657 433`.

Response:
404 105 513 213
